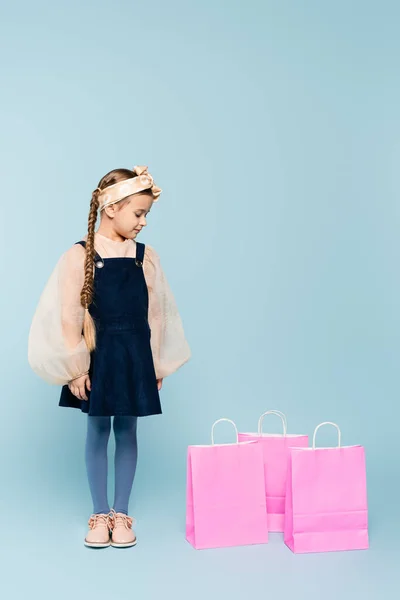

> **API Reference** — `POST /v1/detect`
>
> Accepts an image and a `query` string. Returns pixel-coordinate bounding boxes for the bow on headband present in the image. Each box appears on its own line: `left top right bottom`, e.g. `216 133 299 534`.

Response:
132 165 162 201
97 165 162 210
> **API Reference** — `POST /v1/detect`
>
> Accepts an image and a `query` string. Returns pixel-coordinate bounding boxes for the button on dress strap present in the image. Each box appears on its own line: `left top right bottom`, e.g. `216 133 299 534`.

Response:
135 242 145 267
75 241 104 268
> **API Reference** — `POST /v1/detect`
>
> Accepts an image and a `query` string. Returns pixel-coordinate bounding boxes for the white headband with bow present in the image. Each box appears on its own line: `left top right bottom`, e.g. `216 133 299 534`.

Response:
97 166 162 211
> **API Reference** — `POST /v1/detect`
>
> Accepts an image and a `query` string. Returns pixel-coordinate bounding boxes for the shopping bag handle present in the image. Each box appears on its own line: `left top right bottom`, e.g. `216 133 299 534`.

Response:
258 410 287 435
312 422 341 449
211 419 239 445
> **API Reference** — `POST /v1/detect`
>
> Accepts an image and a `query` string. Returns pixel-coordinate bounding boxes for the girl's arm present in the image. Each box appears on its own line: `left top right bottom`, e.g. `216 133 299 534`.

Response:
144 246 191 380
28 244 91 385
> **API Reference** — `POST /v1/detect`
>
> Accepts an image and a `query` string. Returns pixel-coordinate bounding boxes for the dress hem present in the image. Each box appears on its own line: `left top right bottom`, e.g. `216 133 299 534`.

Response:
58 404 162 417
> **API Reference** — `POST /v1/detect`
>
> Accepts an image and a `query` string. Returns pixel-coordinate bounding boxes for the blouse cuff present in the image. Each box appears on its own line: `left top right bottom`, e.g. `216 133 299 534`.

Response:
68 371 89 384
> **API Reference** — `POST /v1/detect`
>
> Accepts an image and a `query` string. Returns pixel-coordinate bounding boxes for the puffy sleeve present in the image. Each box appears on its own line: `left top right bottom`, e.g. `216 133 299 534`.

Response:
143 246 191 379
28 244 90 385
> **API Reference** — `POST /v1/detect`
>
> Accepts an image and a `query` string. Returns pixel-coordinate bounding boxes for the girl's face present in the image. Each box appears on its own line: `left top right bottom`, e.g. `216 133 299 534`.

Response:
103 192 154 240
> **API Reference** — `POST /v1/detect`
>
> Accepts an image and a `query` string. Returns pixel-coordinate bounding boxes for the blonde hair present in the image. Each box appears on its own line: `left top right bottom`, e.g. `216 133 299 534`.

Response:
81 168 139 351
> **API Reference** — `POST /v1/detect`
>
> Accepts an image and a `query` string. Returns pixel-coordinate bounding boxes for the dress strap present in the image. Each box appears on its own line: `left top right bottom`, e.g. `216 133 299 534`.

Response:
75 241 104 268
135 242 145 267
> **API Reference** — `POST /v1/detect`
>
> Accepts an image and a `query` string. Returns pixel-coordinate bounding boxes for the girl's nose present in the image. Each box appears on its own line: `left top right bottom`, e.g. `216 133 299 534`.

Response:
140 217 147 227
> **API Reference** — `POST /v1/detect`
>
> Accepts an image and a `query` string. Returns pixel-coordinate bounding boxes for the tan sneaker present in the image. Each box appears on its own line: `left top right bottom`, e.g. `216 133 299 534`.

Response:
84 513 112 548
109 510 137 548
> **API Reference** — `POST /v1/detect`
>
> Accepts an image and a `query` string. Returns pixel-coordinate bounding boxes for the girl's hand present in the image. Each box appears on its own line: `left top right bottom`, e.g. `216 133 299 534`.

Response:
68 374 91 401
157 378 163 391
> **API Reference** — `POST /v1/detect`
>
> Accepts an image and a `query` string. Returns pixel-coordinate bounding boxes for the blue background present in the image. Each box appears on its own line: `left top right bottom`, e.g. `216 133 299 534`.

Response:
1 0 399 597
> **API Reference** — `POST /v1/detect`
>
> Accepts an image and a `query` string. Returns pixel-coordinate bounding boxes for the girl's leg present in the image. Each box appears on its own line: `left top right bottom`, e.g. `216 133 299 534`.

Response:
113 416 138 515
85 416 111 515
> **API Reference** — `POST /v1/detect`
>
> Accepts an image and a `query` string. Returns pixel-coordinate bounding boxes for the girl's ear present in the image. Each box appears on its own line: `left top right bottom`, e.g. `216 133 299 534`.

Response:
103 204 117 219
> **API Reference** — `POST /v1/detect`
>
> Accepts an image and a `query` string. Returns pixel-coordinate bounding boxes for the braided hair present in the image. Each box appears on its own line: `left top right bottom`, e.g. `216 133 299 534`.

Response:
80 168 138 351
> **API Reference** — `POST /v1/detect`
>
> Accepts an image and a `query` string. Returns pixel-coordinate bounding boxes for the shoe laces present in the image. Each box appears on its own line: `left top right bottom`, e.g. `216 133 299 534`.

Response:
109 508 135 530
88 513 113 530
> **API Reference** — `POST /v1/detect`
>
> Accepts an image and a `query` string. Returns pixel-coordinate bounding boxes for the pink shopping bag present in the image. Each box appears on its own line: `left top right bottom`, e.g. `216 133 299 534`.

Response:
238 411 308 532
186 418 269 550
284 422 369 554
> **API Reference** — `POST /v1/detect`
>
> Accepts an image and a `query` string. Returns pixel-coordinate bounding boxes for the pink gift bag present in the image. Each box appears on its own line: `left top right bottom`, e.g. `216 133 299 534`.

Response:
284 422 369 554
186 418 269 550
238 411 308 532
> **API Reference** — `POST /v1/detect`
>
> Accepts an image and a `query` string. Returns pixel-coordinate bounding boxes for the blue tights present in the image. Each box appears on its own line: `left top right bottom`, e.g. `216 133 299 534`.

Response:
85 416 138 515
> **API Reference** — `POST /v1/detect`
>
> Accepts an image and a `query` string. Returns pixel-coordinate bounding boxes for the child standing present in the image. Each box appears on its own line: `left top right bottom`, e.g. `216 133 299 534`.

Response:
28 166 190 548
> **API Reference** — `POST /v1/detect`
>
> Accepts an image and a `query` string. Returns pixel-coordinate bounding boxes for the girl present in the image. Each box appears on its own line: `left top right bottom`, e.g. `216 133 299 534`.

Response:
28 166 190 548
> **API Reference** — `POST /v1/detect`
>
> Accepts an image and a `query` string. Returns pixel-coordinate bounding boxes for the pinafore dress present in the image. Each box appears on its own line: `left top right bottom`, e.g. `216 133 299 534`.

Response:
59 241 162 417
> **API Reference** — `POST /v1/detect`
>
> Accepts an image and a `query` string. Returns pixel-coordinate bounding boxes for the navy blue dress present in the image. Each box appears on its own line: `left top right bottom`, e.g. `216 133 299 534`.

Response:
59 241 162 417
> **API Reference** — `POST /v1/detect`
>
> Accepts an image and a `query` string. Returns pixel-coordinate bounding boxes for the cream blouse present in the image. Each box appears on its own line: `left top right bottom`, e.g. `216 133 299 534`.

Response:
28 233 190 385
